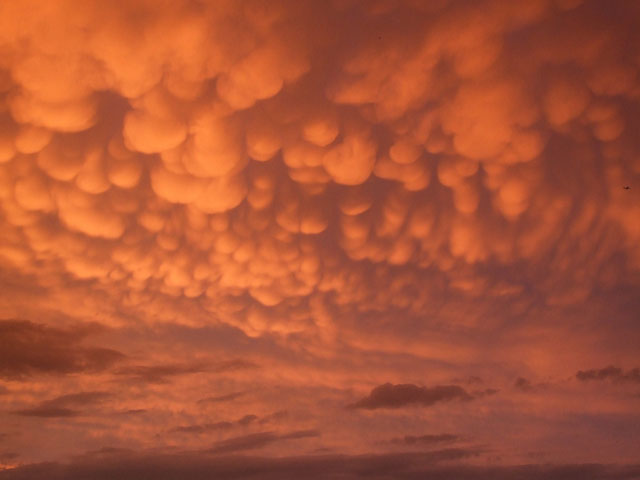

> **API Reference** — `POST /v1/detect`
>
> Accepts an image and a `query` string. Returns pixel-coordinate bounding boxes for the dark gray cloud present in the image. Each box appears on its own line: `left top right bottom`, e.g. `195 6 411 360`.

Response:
198 391 246 404
114 362 210 383
0 320 125 379
258 411 288 425
118 409 147 415
514 377 533 391
237 414 258 426
11 391 112 418
207 430 320 455
0 450 637 480
391 434 459 446
115 359 256 383
576 366 640 383
349 383 473 409
0 451 19 461
472 388 499 398
171 421 234 435
171 412 284 435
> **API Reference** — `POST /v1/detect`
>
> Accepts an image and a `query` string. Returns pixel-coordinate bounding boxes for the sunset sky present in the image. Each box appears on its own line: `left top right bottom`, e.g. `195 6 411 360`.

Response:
0 0 639 478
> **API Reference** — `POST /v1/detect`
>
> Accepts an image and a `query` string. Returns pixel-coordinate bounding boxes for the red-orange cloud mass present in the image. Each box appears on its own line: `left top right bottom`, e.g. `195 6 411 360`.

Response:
0 0 639 476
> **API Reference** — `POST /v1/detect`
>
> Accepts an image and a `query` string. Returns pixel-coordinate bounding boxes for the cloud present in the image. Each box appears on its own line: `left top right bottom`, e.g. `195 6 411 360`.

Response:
258 411 288 425
391 434 459 446
349 383 473 409
576 366 640 384
0 452 18 461
0 320 124 379
170 414 259 435
0 0 639 468
207 430 320 455
472 388 499 398
114 362 209 383
514 377 534 391
171 422 233 435
118 409 146 416
197 391 246 404
1 450 637 480
11 391 112 418
0 0 636 346
114 359 256 383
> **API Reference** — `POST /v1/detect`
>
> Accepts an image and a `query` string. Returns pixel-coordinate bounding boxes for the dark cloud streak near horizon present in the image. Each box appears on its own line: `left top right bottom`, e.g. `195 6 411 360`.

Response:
0 451 638 480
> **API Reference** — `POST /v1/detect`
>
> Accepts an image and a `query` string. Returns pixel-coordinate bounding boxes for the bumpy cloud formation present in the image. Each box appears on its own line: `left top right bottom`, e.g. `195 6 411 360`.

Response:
1 0 640 471
0 0 638 343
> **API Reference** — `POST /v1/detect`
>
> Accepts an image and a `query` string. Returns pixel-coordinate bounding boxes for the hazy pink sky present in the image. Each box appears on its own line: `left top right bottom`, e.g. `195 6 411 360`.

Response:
0 1 639 478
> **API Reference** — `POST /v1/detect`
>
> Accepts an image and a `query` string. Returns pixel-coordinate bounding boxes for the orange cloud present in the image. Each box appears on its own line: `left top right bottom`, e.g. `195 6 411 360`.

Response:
0 0 639 469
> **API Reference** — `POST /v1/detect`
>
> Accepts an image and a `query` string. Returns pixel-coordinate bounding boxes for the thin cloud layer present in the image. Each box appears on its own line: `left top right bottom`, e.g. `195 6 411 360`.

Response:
11 392 112 418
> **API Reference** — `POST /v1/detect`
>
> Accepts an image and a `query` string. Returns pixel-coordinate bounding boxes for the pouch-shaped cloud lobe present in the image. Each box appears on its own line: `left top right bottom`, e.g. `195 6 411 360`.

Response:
0 0 640 473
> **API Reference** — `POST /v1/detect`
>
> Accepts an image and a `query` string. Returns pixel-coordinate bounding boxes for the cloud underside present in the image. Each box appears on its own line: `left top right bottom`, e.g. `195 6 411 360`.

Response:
0 452 637 480
0 0 639 470
0 0 637 342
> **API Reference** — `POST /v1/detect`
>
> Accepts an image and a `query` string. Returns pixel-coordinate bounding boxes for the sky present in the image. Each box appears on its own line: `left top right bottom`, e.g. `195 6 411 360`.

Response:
0 0 639 478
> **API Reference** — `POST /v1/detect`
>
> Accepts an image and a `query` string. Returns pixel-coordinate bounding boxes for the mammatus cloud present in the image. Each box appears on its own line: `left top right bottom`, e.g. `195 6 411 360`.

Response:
0 320 124 379
11 391 112 418
0 0 639 471
0 0 637 343
576 366 640 383
348 383 472 409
